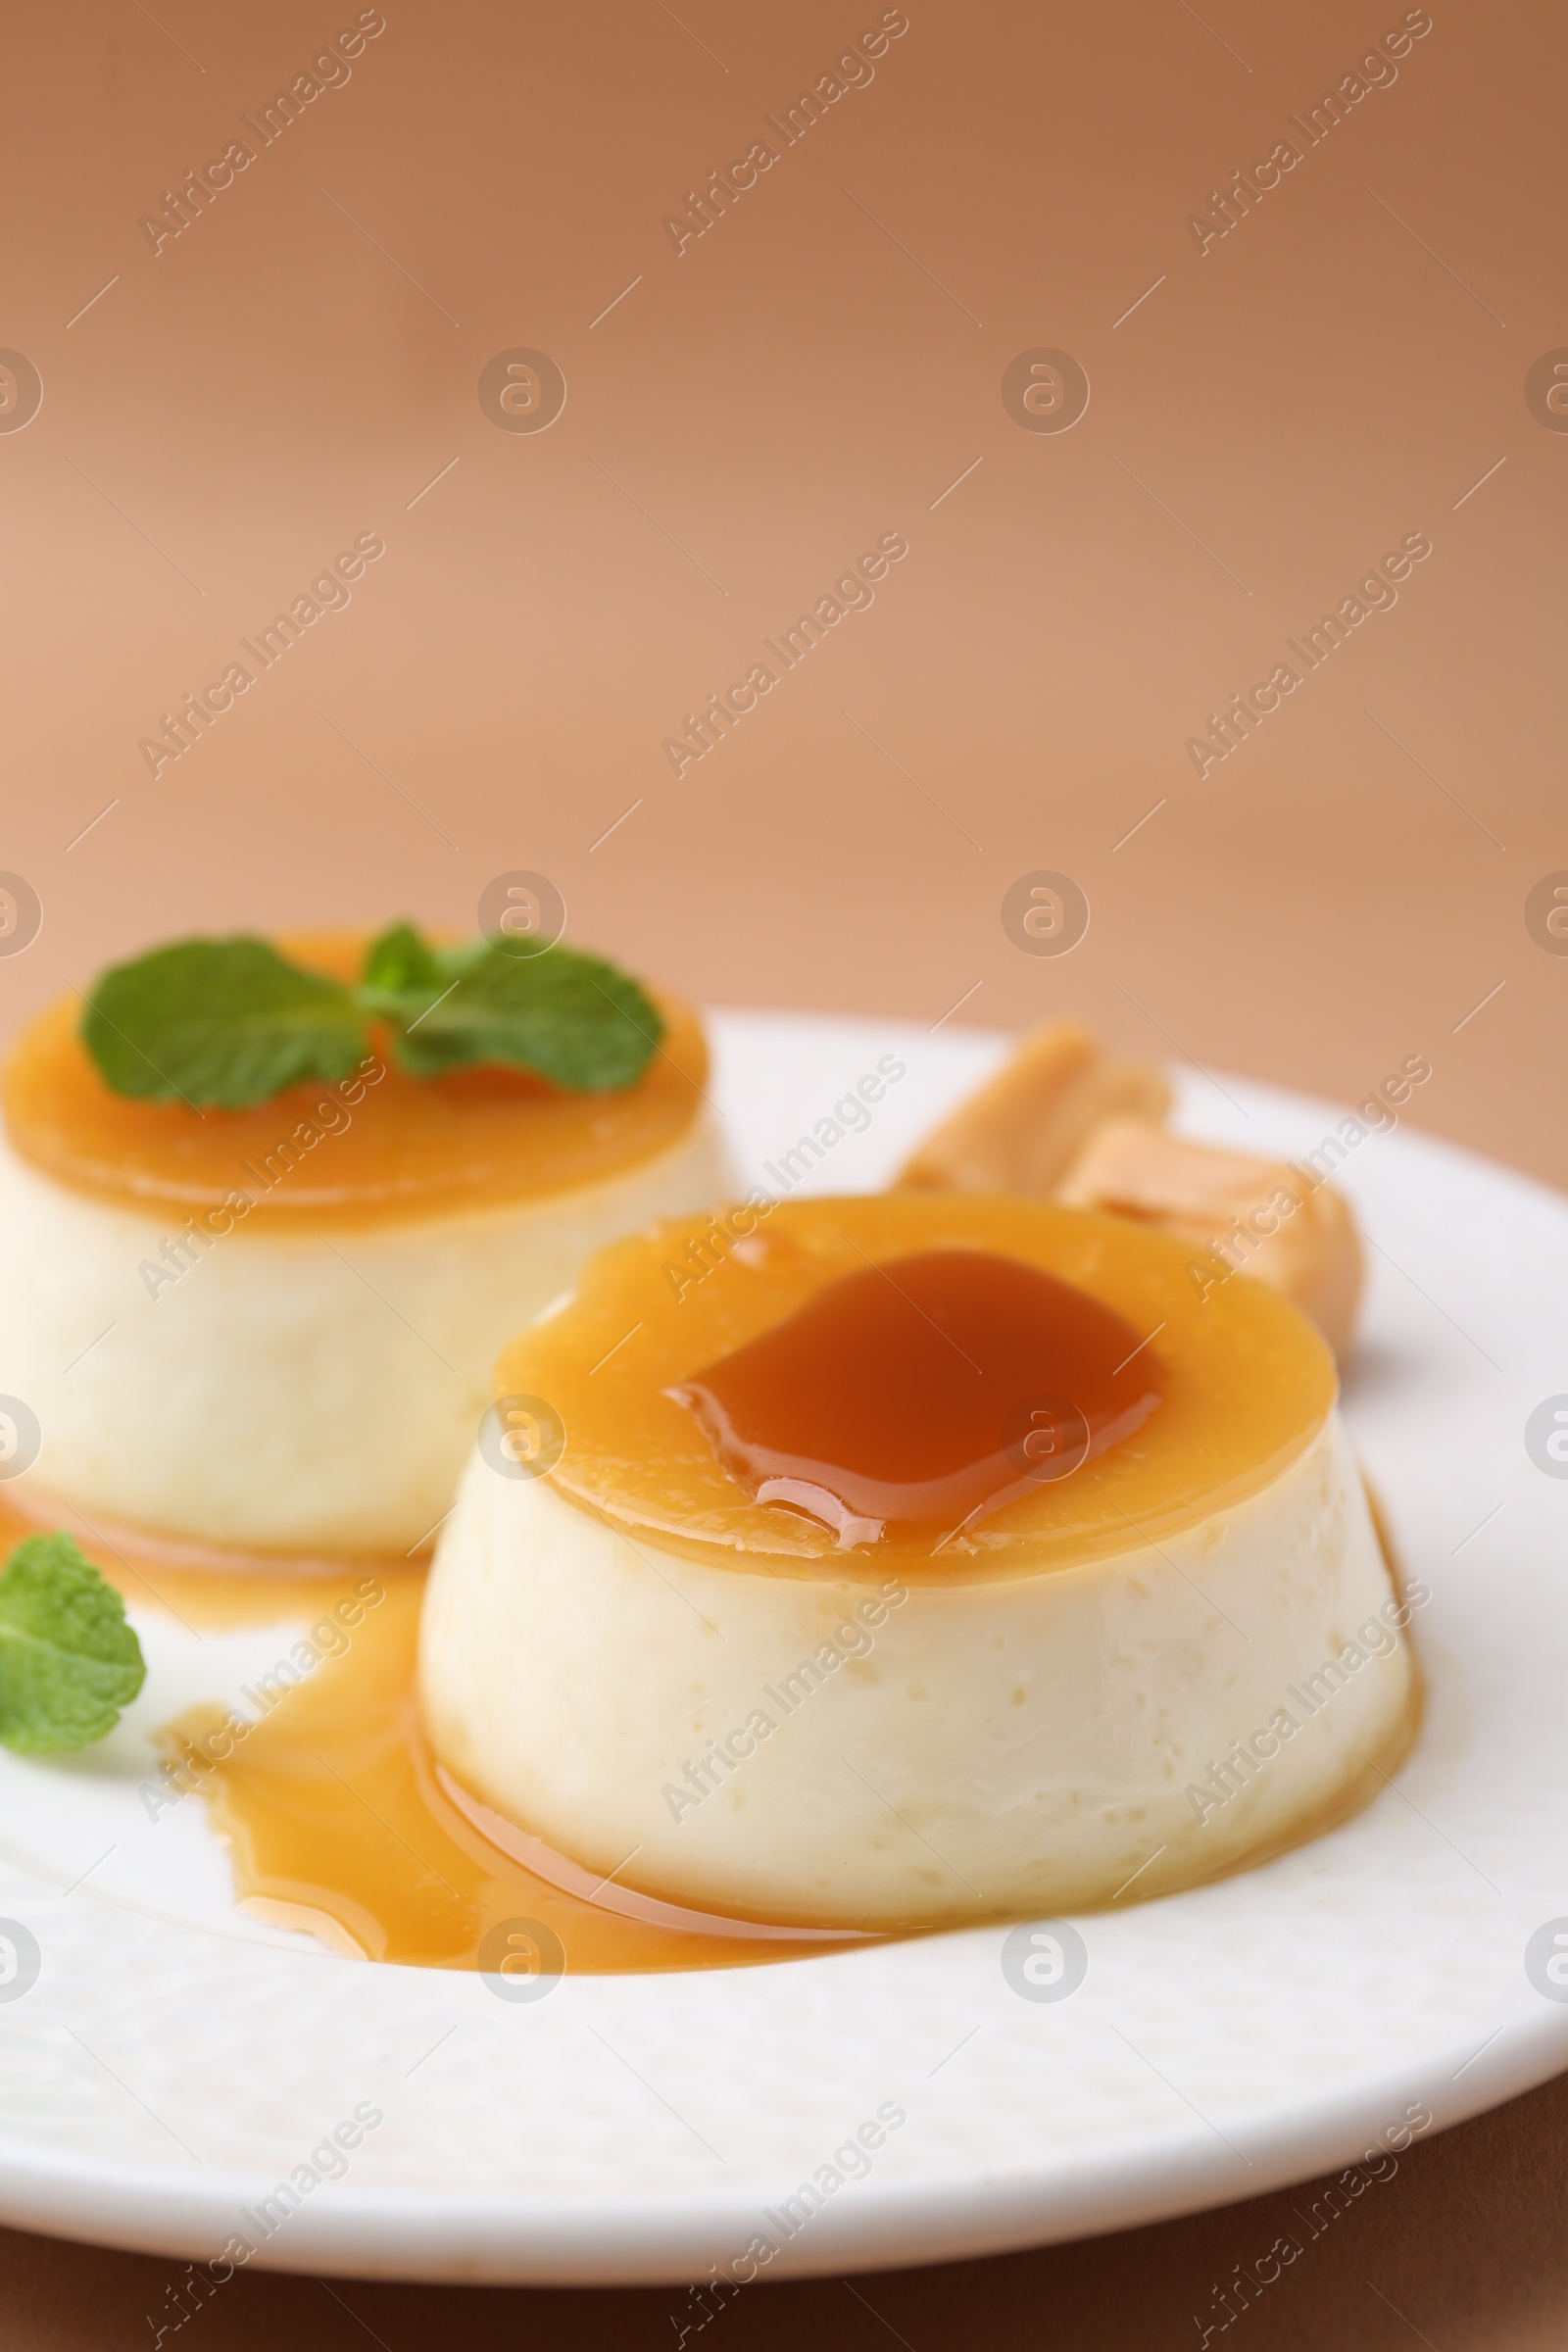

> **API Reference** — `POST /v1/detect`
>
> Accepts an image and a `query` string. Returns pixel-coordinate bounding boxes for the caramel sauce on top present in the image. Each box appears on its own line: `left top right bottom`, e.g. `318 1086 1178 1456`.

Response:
670 1249 1162 1546
504 1193 1338 1581
2 932 707 1230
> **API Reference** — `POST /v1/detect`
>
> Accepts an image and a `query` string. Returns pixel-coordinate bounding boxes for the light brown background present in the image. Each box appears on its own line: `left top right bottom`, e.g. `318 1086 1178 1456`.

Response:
4 0 1566 2341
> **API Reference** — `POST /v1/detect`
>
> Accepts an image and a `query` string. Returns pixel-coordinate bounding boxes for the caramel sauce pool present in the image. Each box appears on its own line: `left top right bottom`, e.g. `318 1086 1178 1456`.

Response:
0 1471 1413 1972
0 1495 843 1973
160 1578 846 1972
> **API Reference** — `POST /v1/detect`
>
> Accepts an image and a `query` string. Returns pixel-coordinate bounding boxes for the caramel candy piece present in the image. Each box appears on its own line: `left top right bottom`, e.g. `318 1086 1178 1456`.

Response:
1055 1119 1363 1359
897 1021 1171 1197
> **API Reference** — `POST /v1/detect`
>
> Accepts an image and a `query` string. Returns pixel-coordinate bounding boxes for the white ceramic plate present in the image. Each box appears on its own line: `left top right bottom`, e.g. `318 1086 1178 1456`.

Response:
0 1008 1565 2286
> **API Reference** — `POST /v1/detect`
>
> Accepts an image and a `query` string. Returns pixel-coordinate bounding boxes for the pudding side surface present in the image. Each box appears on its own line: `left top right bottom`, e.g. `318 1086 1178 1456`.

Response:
0 1113 729 1555
420 1417 1416 1927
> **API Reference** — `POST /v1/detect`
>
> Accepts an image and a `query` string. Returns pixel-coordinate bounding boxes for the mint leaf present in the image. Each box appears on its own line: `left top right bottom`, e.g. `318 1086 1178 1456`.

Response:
360 922 663 1091
0 1534 146 1753
83 937 365 1111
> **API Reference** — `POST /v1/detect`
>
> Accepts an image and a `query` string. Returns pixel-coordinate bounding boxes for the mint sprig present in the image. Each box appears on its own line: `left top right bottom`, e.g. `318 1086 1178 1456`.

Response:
0 1534 146 1753
81 923 665 1110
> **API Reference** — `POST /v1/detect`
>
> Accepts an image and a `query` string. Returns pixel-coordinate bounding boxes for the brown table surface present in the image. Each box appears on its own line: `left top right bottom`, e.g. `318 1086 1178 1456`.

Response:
4 0 1565 2337
8 2070 1568 2349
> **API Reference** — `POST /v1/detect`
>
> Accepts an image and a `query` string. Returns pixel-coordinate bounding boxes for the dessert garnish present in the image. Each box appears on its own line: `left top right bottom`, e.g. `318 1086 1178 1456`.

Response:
80 921 664 1110
0 1533 145 1752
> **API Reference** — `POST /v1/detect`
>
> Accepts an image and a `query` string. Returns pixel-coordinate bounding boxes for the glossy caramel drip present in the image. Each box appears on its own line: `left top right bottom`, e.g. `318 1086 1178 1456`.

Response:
0 1491 369 1632
2 932 708 1229
502 1194 1339 1581
0 1479 418 1610
0 1476 1414 1967
152 1575 852 1971
670 1249 1161 1545
0 1493 849 1968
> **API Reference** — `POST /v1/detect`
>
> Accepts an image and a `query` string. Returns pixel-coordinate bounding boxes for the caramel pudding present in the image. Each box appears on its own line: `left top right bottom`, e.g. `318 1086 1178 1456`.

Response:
0 934 729 1558
419 1195 1418 1931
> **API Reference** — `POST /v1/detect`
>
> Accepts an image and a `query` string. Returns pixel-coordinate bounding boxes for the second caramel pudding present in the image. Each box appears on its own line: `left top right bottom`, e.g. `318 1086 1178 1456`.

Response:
419 1195 1418 1930
0 934 730 1558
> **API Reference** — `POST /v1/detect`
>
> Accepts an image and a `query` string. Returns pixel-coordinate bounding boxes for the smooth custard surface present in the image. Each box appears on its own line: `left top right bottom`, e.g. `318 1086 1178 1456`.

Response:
3 932 709 1229
420 1426 1417 1927
499 1194 1338 1580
